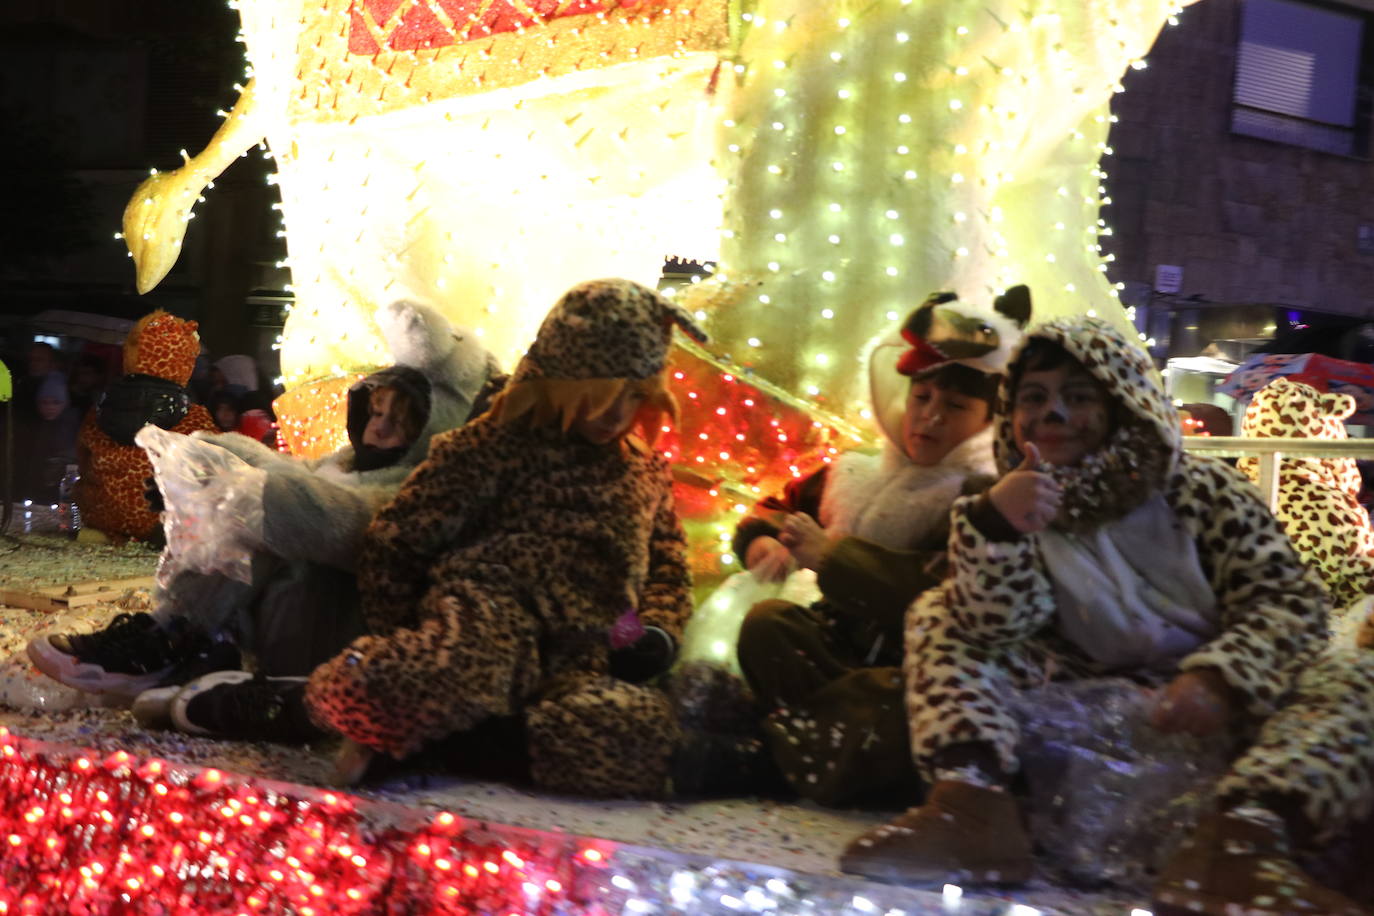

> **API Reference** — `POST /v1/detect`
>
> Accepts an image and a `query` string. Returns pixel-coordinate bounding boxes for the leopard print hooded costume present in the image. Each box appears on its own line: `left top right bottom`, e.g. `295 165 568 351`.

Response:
1238 376 1374 613
896 317 1374 841
306 279 702 797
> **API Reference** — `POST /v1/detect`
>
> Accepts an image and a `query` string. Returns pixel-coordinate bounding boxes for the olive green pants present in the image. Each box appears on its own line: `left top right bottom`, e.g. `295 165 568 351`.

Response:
736 599 921 807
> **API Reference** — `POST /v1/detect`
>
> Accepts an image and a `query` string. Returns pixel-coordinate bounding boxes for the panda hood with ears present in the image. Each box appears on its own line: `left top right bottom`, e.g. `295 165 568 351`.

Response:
866 285 1032 448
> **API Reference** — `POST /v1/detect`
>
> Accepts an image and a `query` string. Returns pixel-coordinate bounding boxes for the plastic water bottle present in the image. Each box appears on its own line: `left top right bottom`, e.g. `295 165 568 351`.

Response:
57 464 81 537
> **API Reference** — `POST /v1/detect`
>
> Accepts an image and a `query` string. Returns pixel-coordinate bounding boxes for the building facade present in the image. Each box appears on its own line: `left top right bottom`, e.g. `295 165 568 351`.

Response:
1106 0 1374 358
0 0 285 369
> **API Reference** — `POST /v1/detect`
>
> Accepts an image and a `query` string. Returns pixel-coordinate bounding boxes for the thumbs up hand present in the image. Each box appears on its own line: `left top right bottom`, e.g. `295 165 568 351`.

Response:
988 442 1063 534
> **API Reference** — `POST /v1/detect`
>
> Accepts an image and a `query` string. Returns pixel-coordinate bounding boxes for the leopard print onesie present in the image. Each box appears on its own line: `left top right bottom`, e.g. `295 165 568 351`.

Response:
76 311 217 542
902 318 1374 839
305 407 694 797
1239 376 1374 613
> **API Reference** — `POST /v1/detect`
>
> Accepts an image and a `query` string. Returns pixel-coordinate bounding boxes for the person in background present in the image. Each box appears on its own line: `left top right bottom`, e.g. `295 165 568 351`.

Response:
15 342 60 424
67 353 110 416
17 372 81 501
3 342 62 450
206 390 245 433
210 354 259 403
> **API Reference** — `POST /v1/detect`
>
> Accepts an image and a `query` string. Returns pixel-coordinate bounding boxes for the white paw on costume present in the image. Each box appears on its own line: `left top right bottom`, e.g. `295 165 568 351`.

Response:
1333 594 1374 649
136 424 267 586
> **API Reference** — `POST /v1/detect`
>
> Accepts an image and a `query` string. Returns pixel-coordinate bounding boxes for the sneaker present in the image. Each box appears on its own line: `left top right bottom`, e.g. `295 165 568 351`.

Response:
130 684 181 730
170 670 320 743
27 613 208 698
129 643 243 729
839 780 1034 886
158 639 242 690
1152 810 1370 916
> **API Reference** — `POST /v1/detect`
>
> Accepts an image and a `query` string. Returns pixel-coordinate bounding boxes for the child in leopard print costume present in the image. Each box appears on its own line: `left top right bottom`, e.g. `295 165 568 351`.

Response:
305 278 701 794
841 315 1374 916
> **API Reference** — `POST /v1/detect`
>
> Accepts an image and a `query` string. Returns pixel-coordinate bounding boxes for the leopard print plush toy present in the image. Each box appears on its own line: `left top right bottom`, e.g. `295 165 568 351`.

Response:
75 311 218 542
1239 376 1374 639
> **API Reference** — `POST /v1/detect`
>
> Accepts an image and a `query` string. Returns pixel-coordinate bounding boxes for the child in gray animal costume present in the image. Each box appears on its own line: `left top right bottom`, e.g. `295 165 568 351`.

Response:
28 301 504 713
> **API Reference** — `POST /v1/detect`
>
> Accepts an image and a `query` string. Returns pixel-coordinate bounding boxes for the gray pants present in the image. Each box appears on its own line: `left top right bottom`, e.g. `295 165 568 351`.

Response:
154 552 365 678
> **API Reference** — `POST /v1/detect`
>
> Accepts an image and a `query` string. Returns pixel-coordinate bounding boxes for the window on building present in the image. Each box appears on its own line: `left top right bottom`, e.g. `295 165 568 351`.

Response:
1231 0 1372 157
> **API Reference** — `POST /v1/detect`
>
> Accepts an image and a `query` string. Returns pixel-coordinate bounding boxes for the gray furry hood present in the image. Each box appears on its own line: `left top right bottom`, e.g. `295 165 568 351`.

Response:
312 299 503 486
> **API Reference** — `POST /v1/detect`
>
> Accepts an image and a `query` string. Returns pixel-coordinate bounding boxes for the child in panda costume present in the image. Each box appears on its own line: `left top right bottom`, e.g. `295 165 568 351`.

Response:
729 286 1030 805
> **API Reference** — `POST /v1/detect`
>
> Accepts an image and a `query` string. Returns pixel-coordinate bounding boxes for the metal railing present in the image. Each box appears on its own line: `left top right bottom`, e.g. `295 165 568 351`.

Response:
1183 436 1374 509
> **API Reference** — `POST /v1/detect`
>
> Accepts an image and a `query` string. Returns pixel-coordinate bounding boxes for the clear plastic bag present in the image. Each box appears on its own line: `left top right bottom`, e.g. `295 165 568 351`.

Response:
1009 678 1233 888
136 425 267 586
678 568 821 675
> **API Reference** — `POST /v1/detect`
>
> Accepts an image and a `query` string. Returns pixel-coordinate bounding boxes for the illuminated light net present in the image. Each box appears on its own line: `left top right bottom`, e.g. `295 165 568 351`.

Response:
122 0 1194 573
0 727 1042 915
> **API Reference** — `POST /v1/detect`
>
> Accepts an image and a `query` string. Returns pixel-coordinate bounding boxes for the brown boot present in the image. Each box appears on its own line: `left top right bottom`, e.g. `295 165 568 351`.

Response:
839 780 1033 885
1153 810 1371 916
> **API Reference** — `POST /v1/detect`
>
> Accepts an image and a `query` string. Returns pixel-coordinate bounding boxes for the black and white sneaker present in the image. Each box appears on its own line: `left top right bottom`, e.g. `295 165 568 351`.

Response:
27 613 217 698
170 671 320 743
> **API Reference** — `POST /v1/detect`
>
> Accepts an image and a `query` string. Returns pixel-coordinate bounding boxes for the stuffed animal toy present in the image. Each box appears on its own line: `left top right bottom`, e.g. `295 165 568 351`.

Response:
1239 376 1374 639
75 311 218 542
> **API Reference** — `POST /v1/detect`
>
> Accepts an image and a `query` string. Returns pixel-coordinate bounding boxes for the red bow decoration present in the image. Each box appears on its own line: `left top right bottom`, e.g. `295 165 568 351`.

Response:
895 329 951 377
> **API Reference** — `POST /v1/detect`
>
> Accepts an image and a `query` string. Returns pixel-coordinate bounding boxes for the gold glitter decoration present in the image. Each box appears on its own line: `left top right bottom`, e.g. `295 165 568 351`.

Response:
291 0 731 124
272 373 367 458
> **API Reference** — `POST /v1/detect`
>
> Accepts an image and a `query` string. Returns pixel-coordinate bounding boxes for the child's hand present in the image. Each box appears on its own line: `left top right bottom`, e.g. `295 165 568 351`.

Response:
988 443 1062 534
745 536 793 583
1149 668 1238 737
778 513 831 571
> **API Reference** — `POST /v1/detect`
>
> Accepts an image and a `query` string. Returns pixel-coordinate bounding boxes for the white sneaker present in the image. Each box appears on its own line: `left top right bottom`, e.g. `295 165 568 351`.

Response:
131 684 181 729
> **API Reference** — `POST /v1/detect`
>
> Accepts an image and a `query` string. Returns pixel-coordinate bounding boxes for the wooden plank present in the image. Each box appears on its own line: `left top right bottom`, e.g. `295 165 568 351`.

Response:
0 589 68 614
0 577 155 613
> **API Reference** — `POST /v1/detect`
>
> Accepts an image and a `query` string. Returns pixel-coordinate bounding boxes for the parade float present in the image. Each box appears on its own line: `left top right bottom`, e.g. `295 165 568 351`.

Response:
0 0 1201 909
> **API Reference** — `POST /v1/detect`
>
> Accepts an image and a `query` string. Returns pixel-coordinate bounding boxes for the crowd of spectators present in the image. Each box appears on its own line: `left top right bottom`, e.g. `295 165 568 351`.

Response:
2 337 280 505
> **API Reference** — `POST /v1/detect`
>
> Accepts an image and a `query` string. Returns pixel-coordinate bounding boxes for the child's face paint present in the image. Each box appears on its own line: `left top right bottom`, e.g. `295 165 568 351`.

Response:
900 380 992 467
1011 364 1111 467
572 386 648 444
